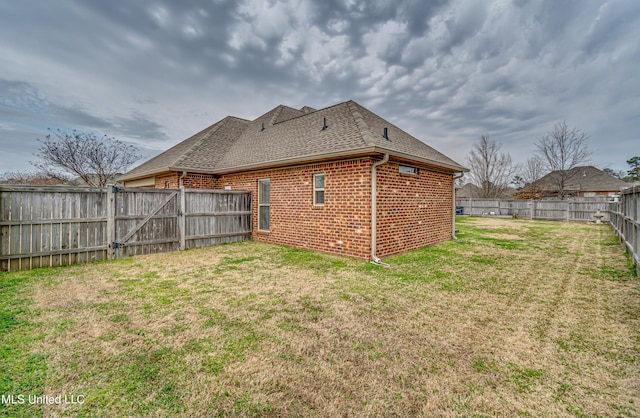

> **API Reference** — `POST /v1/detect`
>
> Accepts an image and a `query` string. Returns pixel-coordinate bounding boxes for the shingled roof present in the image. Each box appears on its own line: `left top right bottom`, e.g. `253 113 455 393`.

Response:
120 100 466 181
534 166 630 193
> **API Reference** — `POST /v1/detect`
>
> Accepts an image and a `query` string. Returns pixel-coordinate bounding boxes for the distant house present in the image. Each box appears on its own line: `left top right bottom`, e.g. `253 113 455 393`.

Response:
456 183 515 199
456 183 482 199
71 173 123 187
531 166 630 199
119 100 468 260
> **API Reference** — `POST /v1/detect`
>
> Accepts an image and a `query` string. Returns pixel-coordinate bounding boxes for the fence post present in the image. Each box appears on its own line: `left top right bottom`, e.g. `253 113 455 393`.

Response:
179 186 186 250
530 199 535 219
566 201 571 221
106 185 115 260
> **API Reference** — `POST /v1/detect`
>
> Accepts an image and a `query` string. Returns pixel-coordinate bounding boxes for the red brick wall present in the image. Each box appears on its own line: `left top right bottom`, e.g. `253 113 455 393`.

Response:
149 158 454 260
183 174 218 189
155 173 180 188
375 160 453 258
154 173 217 189
576 191 616 197
217 158 373 259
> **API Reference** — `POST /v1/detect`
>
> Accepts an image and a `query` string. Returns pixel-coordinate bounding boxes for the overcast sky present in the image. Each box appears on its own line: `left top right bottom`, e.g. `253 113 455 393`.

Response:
1 0 638 177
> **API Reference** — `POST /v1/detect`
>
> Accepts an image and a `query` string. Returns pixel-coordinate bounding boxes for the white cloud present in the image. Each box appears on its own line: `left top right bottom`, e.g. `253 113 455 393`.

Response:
148 5 170 28
363 20 409 60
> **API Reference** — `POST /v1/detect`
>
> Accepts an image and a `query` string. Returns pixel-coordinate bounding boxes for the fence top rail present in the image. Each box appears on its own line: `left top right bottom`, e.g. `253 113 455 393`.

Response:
620 184 640 195
184 188 251 195
109 186 252 194
0 184 254 195
456 198 612 203
0 185 105 193
111 186 177 193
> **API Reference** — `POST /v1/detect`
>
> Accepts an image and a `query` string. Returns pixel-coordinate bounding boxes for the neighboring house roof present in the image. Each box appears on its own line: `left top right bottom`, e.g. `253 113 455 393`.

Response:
456 183 483 198
455 183 515 199
120 100 467 181
534 166 630 193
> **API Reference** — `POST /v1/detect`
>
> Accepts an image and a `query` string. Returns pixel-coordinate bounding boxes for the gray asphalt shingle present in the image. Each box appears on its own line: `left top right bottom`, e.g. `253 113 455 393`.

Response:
120 100 466 181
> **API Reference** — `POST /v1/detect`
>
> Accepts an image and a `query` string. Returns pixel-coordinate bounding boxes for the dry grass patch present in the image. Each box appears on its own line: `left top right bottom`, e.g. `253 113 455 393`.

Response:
1 218 638 417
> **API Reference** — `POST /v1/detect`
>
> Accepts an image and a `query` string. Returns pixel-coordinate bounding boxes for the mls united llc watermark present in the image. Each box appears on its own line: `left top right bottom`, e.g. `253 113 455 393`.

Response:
2 394 85 405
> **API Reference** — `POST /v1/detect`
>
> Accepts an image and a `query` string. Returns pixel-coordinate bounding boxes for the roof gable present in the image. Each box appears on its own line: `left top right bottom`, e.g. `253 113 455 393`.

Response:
120 100 466 181
215 101 371 172
349 101 466 170
535 166 630 192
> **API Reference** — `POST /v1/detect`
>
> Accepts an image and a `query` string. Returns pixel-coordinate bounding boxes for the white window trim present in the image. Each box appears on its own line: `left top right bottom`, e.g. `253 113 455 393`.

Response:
258 178 270 231
399 165 418 175
313 173 325 206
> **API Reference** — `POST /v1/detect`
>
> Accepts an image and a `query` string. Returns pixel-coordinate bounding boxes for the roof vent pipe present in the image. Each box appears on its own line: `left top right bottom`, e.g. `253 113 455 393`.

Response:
383 127 390 141
261 123 265 132
321 117 328 131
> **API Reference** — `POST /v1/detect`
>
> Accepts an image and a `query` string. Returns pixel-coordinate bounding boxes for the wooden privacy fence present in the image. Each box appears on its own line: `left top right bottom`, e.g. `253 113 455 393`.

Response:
456 198 611 221
0 185 252 271
609 185 640 275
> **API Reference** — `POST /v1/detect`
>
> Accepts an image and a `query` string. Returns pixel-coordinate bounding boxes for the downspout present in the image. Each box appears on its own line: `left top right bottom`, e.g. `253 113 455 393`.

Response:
452 172 464 239
178 171 187 188
371 154 389 265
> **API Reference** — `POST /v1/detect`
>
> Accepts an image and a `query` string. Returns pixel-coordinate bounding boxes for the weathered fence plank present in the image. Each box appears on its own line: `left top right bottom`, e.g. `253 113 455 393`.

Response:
457 192 639 275
0 185 252 271
456 198 610 221
609 185 640 275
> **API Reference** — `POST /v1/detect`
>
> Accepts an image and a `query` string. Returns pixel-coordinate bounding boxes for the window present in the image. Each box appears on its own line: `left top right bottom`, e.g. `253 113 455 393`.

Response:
313 173 325 205
258 179 270 231
399 165 417 175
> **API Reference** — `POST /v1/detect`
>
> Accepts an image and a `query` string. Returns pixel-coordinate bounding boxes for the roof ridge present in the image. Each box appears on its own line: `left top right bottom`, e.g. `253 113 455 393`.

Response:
228 115 250 122
300 106 316 113
173 117 232 167
347 101 376 146
268 105 285 126
259 101 349 126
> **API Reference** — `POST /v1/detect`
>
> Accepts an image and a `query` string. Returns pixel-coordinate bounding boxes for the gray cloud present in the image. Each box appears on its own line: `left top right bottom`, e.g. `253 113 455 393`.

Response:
0 0 638 175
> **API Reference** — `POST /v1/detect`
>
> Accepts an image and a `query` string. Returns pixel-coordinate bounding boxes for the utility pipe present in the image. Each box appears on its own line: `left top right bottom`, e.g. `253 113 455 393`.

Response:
178 171 187 188
452 172 465 238
371 154 389 264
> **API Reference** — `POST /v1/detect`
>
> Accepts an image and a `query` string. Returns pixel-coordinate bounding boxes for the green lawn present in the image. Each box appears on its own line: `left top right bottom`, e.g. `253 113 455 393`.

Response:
1 218 638 417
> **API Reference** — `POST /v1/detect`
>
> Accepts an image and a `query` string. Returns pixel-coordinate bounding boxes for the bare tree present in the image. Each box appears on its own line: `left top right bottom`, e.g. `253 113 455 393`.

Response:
466 134 518 198
512 156 546 199
521 156 545 185
535 122 591 199
0 170 70 186
602 168 626 180
31 129 141 187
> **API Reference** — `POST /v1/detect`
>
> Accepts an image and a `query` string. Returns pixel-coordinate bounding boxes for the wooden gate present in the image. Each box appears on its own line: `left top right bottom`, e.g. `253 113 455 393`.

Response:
1 185 252 271
108 187 181 259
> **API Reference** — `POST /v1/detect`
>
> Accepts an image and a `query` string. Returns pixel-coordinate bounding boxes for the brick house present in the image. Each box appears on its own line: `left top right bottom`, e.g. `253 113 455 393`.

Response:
530 166 630 199
119 100 467 260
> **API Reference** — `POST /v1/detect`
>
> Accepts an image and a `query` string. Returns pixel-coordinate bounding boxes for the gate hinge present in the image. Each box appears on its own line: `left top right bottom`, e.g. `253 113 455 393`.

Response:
112 186 122 193
112 242 122 249
177 210 184 217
